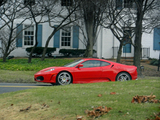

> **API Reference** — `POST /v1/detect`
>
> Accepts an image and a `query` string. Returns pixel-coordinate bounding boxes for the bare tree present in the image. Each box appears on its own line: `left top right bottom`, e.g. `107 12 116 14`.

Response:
0 27 16 57
24 0 52 63
133 0 156 76
0 0 29 62
103 0 135 63
41 0 79 61
78 0 108 57
0 0 6 6
103 0 157 76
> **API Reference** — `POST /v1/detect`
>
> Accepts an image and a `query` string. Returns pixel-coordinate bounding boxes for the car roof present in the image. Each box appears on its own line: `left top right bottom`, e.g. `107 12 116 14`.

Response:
82 58 106 61
81 58 114 64
82 58 99 60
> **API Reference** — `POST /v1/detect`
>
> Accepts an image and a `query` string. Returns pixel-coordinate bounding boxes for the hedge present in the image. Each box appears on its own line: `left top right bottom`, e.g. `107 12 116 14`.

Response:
26 47 56 57
59 49 96 57
149 58 159 66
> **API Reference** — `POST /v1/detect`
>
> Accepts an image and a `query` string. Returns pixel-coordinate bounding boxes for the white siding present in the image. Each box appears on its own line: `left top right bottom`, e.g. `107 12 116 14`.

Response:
142 32 159 59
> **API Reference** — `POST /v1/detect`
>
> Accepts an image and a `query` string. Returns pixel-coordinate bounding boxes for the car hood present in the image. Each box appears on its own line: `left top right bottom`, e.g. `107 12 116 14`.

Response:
37 66 71 73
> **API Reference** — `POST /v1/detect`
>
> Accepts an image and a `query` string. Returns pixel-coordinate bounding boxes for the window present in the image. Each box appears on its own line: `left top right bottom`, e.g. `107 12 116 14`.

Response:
123 29 132 53
124 0 134 8
64 59 84 67
82 60 101 68
61 0 72 6
24 25 34 46
61 27 71 47
101 61 110 66
116 0 136 9
24 0 35 6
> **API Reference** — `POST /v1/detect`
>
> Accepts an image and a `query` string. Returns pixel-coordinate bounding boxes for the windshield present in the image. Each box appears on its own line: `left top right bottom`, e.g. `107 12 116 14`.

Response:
64 59 84 67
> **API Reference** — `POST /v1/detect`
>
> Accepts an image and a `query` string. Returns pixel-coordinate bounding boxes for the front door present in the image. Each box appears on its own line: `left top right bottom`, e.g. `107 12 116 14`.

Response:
73 60 102 83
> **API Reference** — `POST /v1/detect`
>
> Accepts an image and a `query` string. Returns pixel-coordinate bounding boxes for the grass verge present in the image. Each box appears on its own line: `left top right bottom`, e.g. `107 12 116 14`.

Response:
0 70 36 83
0 58 75 71
0 79 160 120
0 58 75 83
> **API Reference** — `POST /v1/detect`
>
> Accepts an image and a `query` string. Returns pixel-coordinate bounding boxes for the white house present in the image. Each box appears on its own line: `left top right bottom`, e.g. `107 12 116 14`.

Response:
3 0 160 59
9 22 160 59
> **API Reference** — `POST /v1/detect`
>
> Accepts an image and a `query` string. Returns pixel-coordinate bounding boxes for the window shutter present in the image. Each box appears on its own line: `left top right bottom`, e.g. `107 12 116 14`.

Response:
16 24 23 47
153 27 160 50
54 27 60 48
73 26 79 48
123 43 131 53
37 24 42 47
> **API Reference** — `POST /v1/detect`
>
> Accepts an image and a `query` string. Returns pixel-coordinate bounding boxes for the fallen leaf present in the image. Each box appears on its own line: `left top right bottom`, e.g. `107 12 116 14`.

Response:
118 111 123 113
147 112 160 120
110 92 116 95
97 94 102 97
58 101 61 104
76 115 83 120
85 106 112 118
41 103 49 108
131 94 159 103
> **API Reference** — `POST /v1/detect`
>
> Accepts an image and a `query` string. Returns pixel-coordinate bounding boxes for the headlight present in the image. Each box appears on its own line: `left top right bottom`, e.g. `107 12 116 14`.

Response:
45 68 55 72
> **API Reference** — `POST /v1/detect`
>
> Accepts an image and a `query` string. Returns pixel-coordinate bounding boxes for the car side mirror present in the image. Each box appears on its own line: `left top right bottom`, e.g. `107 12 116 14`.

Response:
77 64 83 68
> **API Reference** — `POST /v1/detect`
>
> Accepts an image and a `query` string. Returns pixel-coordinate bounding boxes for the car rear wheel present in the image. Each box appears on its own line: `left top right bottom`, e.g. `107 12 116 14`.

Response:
116 72 131 81
56 72 72 85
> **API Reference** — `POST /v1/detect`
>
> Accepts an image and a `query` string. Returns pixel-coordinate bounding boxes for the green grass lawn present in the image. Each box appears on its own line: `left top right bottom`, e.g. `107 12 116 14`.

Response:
0 58 159 120
0 79 160 120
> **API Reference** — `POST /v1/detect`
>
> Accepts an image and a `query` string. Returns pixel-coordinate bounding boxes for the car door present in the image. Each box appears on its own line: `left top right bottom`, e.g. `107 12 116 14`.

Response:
73 60 102 83
100 61 115 80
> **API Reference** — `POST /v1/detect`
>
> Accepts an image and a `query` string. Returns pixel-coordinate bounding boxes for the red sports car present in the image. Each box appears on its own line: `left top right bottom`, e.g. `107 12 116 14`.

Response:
34 58 137 85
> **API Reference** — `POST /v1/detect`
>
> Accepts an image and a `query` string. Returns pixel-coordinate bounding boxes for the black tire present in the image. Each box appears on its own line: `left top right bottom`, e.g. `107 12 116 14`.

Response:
56 72 72 85
116 72 131 81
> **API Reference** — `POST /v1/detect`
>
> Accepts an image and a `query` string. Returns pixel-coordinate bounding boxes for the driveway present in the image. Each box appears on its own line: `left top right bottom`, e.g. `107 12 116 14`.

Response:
0 83 51 94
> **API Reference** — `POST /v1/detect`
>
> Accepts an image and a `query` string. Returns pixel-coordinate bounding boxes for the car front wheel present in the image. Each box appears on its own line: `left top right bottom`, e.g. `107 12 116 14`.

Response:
116 72 131 81
56 72 72 85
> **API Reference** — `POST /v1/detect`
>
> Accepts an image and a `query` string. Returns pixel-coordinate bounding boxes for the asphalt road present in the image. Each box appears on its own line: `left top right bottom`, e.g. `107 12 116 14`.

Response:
0 83 52 94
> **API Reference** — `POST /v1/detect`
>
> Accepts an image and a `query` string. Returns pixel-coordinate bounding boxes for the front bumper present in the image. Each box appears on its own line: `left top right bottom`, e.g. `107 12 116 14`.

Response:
34 72 57 83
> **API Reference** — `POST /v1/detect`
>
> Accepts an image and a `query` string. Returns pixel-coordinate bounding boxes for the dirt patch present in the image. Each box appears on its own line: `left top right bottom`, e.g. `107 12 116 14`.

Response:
140 62 160 77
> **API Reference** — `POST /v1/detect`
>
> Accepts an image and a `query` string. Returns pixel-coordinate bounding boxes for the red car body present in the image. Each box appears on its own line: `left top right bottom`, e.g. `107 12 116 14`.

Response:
34 58 137 85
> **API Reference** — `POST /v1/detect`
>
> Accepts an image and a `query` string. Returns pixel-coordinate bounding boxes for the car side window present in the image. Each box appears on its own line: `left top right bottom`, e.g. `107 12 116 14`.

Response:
81 60 101 68
101 61 110 66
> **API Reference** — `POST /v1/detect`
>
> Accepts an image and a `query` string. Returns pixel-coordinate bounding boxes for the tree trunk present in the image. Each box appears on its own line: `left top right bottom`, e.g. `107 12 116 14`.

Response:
41 30 56 61
2 21 14 62
133 1 143 77
84 14 94 58
3 53 7 62
84 41 93 57
28 23 38 63
84 34 94 57
116 41 123 63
